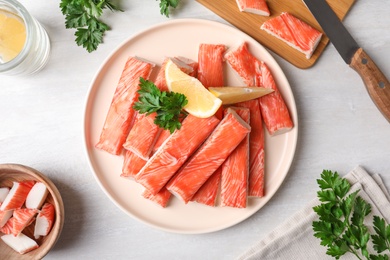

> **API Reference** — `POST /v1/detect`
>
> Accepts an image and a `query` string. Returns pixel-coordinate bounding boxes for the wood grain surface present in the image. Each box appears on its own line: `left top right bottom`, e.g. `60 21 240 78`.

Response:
350 48 390 122
0 164 64 260
196 0 356 69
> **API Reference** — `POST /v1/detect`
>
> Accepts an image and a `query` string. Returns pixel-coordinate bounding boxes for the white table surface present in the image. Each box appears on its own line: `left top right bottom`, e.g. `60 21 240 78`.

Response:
1 0 390 259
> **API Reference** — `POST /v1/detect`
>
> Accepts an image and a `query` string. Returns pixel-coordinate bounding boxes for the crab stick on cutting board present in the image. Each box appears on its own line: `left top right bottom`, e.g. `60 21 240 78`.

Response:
135 115 220 195
166 108 251 203
96 56 154 155
236 0 270 16
261 12 322 59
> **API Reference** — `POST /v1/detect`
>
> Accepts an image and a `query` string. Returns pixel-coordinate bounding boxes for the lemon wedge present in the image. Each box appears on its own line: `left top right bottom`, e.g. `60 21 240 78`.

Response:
165 59 222 118
209 86 274 104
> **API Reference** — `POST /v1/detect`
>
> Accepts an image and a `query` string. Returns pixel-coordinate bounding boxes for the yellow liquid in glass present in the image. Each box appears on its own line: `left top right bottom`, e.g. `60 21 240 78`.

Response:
0 9 26 63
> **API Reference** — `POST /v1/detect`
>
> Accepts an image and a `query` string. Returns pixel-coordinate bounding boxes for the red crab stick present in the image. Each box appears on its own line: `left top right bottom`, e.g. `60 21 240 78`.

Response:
167 108 251 203
123 112 160 160
237 100 265 197
191 44 226 205
121 150 147 179
197 44 226 88
34 202 55 239
259 61 293 135
190 169 222 207
95 56 154 155
225 42 293 135
12 208 38 236
261 12 322 59
135 115 220 195
221 107 250 208
142 188 172 208
236 0 270 16
0 181 34 211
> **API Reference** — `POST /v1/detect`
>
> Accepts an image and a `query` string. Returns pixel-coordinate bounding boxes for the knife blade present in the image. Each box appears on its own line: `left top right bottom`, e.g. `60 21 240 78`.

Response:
303 0 390 122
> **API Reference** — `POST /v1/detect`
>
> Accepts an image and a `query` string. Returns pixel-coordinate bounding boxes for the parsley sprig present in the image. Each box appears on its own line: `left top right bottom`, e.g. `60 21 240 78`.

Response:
313 170 390 260
159 0 180 17
60 1 181 52
60 0 122 52
133 78 188 133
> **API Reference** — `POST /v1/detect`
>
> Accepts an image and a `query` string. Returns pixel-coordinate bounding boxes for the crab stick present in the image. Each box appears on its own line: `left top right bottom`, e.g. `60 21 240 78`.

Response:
197 44 226 88
12 208 38 236
0 210 13 228
142 188 172 208
121 150 147 179
261 12 322 59
1 233 39 254
123 112 160 160
25 182 48 209
236 0 270 16
167 108 251 203
225 42 293 135
95 56 154 155
221 107 250 207
0 181 35 211
135 115 220 195
0 217 13 234
237 100 265 197
34 202 55 239
190 169 222 207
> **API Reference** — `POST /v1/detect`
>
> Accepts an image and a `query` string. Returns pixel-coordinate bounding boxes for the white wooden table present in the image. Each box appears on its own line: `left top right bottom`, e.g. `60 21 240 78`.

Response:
1 1 389 259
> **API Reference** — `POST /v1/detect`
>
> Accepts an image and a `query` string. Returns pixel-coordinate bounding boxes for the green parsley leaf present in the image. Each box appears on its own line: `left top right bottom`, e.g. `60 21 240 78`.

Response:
158 0 180 17
133 77 188 133
312 169 390 259
60 0 121 52
372 216 390 253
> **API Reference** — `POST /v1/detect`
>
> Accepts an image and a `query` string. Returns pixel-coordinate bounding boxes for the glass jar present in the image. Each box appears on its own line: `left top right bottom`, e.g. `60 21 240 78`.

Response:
0 0 50 76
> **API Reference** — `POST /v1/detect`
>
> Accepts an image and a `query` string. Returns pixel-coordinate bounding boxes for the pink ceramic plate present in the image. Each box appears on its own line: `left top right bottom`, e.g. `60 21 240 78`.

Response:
83 19 298 234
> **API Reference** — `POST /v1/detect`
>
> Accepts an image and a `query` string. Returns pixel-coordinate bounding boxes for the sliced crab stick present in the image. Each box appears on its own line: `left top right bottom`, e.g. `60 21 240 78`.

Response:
0 181 35 211
0 187 10 203
34 202 55 239
135 115 220 195
95 56 155 155
25 182 48 209
261 12 322 59
167 108 251 203
236 0 270 16
0 210 13 228
0 217 13 234
221 107 250 208
1 233 39 254
12 208 38 236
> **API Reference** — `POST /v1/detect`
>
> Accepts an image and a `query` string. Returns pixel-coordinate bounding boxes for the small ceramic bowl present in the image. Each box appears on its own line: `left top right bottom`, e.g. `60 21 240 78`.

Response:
0 163 64 259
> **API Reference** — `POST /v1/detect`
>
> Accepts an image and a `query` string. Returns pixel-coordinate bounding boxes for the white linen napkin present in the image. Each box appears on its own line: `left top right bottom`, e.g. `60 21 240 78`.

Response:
238 166 390 260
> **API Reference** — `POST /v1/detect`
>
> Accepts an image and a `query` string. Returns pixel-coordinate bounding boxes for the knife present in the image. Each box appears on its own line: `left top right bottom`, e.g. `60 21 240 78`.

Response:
302 0 390 122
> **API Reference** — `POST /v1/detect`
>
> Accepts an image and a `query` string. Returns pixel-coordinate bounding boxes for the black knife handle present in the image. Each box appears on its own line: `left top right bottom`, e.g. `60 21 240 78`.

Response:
350 48 390 123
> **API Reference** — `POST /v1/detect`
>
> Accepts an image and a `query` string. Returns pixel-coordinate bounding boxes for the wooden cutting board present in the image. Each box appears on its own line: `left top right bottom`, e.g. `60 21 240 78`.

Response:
196 0 356 69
